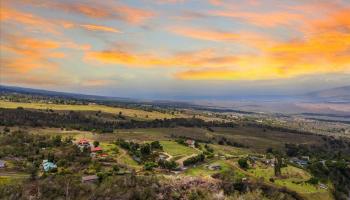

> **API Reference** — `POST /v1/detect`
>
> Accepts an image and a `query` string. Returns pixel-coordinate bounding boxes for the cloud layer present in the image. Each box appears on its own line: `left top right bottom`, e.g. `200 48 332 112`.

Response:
1 0 350 97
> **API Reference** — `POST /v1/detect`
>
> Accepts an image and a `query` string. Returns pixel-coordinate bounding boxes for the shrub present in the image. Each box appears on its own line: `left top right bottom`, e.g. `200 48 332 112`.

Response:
238 158 249 169
144 162 158 171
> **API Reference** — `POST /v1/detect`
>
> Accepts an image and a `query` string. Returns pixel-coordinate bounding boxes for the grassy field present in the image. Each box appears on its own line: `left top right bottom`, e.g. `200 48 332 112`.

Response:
160 141 200 158
210 144 251 157
5 126 326 154
184 160 238 178
0 172 29 185
247 165 332 199
0 100 177 120
212 127 325 152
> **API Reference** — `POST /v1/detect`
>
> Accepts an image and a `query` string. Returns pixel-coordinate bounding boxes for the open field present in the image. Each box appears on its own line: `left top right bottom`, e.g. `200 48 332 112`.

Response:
212 127 325 152
3 126 327 153
184 160 238 178
0 171 29 185
210 144 251 156
225 159 334 200
247 165 332 200
160 141 200 158
0 100 178 120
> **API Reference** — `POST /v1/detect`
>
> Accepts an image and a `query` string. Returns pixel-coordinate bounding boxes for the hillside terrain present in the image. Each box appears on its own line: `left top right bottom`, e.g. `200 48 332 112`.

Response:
0 87 349 200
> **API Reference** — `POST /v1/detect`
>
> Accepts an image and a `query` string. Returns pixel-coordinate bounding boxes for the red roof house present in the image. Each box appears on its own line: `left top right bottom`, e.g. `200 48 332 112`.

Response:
78 139 90 145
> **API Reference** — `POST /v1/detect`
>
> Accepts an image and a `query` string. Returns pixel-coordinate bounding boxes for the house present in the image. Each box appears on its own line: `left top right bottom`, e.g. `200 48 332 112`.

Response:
290 158 308 167
208 164 221 170
78 139 90 147
156 154 167 162
186 139 195 148
98 153 109 159
42 160 57 172
301 156 310 161
319 183 328 190
82 175 99 183
77 139 91 152
132 155 142 163
0 160 6 168
91 146 103 153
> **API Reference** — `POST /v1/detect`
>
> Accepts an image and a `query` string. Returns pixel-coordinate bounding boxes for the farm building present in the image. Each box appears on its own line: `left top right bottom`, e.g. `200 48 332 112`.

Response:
42 160 57 172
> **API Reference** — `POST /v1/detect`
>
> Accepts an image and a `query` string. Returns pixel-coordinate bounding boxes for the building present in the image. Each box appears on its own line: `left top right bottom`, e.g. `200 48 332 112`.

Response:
301 156 310 161
77 139 91 152
82 175 99 183
78 139 90 147
91 146 103 153
208 164 221 170
0 160 6 168
132 155 142 163
319 183 328 190
290 158 308 167
42 160 57 172
186 139 195 148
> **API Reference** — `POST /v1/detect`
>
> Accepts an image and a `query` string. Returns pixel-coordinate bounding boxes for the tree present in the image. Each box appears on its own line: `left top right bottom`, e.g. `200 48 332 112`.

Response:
183 154 205 166
238 158 249 169
150 141 162 150
93 141 100 147
307 177 319 185
52 135 62 146
158 160 178 170
48 152 55 162
29 165 38 180
140 143 151 156
274 155 282 177
3 127 10 133
144 162 158 170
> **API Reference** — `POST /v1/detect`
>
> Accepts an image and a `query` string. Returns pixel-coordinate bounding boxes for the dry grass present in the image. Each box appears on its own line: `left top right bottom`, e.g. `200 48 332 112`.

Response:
0 100 177 120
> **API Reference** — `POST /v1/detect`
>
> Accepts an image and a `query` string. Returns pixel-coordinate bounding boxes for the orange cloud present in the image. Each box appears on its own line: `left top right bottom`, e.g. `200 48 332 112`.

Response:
175 69 260 80
2 72 71 86
13 0 155 25
79 79 113 87
168 26 274 48
0 34 65 74
85 49 240 68
0 7 60 34
208 10 304 27
175 30 350 80
173 6 350 80
79 24 121 33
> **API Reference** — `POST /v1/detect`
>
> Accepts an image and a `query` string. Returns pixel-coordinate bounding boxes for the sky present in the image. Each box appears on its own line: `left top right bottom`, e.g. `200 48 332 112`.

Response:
1 0 350 100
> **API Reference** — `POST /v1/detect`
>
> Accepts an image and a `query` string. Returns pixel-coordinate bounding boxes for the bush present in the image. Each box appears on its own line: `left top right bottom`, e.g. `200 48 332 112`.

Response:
93 141 100 147
158 160 178 170
183 154 205 166
238 158 249 169
307 177 319 185
144 162 158 171
150 141 163 150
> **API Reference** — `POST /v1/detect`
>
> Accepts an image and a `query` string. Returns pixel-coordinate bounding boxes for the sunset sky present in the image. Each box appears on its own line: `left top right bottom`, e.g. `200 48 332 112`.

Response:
1 0 350 99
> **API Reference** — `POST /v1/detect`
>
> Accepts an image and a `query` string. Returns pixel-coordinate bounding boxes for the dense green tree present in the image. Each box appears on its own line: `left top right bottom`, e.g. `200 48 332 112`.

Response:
238 158 249 169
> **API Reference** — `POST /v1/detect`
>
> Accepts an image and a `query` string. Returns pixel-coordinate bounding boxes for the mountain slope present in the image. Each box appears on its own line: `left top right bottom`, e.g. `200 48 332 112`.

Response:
304 86 350 102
